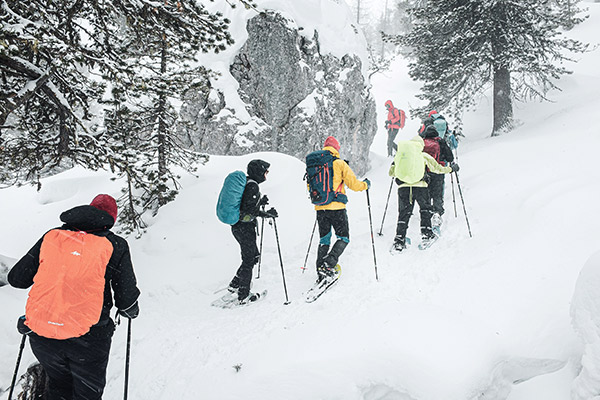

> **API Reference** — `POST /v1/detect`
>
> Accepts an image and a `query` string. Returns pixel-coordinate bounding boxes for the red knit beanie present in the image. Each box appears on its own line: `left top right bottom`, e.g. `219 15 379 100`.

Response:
324 136 340 151
90 194 118 222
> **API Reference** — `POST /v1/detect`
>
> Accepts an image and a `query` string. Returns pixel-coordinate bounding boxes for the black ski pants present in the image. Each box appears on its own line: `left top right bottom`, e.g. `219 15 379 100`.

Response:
395 186 434 239
316 209 349 269
28 324 114 400
387 128 399 156
428 173 445 216
230 220 259 299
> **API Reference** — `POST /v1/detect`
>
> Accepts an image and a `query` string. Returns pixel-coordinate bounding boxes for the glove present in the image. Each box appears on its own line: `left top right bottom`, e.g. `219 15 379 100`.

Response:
385 121 390 128
259 207 278 218
258 195 269 206
118 301 139 319
17 315 32 335
363 178 371 190
450 162 460 173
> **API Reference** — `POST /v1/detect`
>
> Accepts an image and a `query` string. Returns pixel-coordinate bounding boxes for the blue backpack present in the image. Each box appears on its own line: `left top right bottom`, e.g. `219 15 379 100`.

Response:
433 116 448 138
305 150 348 206
216 171 247 224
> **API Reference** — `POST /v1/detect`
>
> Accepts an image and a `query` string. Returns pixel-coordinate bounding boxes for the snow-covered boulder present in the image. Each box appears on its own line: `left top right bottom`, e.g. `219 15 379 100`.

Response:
0 254 16 287
571 250 600 400
179 5 376 175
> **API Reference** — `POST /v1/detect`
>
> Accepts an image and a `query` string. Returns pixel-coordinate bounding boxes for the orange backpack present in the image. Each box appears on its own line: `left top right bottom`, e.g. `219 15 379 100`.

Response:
25 229 113 339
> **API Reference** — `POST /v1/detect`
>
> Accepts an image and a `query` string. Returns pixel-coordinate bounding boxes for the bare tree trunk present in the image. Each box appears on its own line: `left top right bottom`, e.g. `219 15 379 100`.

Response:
492 65 513 136
157 34 168 205
58 111 70 156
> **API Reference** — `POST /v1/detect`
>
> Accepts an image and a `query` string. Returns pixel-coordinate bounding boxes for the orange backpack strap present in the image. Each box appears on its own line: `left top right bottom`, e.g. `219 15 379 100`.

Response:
25 229 113 339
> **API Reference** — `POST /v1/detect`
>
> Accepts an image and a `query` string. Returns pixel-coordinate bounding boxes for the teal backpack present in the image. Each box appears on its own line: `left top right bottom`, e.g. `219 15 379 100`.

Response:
216 171 247 224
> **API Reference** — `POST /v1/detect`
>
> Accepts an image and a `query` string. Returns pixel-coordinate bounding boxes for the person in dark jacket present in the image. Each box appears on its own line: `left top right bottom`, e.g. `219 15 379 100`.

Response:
421 124 455 225
8 194 140 400
227 159 277 304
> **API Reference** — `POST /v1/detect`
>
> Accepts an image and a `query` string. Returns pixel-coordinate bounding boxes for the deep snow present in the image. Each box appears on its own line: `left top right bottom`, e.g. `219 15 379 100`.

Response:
2 1 600 400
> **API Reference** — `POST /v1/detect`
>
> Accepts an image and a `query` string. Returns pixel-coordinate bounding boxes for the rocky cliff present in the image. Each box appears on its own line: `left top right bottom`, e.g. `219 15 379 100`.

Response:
179 11 376 175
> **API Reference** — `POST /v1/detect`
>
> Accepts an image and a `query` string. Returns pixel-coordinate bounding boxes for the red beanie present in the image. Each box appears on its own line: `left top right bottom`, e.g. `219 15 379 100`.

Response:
428 110 438 117
324 136 340 151
90 194 118 222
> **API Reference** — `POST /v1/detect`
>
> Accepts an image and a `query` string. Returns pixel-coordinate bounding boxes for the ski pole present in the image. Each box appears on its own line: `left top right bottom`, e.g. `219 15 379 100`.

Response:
377 178 394 236
124 318 132 400
8 334 26 400
365 189 379 281
271 218 291 305
302 218 317 273
256 206 266 279
454 172 472 238
450 172 457 218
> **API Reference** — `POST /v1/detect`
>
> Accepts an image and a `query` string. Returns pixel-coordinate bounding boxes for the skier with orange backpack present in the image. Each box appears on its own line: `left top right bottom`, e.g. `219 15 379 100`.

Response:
8 194 140 400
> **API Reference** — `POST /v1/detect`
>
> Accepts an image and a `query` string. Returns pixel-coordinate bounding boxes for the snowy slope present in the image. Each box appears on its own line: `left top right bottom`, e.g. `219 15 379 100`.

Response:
2 3 600 400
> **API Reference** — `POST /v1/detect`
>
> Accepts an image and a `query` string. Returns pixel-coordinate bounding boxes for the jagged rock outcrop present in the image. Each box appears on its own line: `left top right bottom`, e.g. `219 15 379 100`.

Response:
179 11 376 175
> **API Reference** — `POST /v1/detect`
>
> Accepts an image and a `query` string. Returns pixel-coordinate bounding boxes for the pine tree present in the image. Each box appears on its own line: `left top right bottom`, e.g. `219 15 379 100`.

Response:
1 0 236 234
0 0 118 183
388 0 588 136
102 1 233 234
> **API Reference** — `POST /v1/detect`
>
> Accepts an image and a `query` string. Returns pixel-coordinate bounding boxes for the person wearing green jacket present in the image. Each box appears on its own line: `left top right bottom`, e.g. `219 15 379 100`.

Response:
389 136 459 252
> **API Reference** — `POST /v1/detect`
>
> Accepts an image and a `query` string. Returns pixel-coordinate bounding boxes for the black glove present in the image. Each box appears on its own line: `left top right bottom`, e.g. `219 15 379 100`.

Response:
17 315 32 335
363 178 371 189
258 195 269 206
385 121 390 128
259 208 278 218
118 301 139 319
450 162 460 173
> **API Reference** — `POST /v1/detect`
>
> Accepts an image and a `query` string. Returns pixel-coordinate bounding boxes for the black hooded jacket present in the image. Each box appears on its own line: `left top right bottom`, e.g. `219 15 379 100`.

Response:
422 125 454 166
8 205 140 337
238 159 270 223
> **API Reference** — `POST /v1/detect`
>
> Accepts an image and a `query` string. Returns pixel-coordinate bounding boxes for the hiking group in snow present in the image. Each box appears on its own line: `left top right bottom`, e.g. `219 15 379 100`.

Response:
4 100 464 399
214 100 462 307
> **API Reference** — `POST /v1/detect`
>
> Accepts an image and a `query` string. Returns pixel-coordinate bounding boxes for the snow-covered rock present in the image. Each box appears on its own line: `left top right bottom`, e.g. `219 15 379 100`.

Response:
0 254 16 287
179 7 376 175
571 250 600 400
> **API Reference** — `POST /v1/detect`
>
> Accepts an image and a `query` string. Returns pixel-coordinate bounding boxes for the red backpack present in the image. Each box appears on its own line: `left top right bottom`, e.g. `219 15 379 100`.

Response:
423 137 442 165
399 109 406 129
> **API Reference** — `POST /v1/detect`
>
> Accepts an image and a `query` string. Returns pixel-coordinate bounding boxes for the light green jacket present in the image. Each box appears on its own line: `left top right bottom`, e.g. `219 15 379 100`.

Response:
388 136 452 188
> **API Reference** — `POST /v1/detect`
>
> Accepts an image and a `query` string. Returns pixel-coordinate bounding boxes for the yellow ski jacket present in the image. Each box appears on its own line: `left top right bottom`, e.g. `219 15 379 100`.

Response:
315 146 368 211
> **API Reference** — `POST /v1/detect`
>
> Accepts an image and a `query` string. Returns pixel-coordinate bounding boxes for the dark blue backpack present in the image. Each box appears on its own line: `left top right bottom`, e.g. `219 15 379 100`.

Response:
216 171 247 224
305 150 348 206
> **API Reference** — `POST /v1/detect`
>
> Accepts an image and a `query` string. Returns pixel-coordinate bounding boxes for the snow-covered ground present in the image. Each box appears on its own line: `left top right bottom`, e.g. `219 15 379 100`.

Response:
2 2 600 399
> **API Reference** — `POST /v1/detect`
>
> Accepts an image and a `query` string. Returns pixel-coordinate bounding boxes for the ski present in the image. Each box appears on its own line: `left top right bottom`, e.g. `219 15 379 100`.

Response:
418 235 439 250
211 290 268 309
305 265 341 303
389 237 411 255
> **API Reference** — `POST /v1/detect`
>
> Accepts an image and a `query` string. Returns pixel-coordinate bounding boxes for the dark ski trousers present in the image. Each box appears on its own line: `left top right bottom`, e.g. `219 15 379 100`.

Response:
387 128 399 156
316 209 349 270
428 173 445 216
395 186 434 239
230 220 259 299
28 327 113 400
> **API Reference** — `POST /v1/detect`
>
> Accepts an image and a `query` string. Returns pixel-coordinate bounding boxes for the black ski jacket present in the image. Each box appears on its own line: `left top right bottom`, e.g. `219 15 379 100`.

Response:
8 205 141 337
